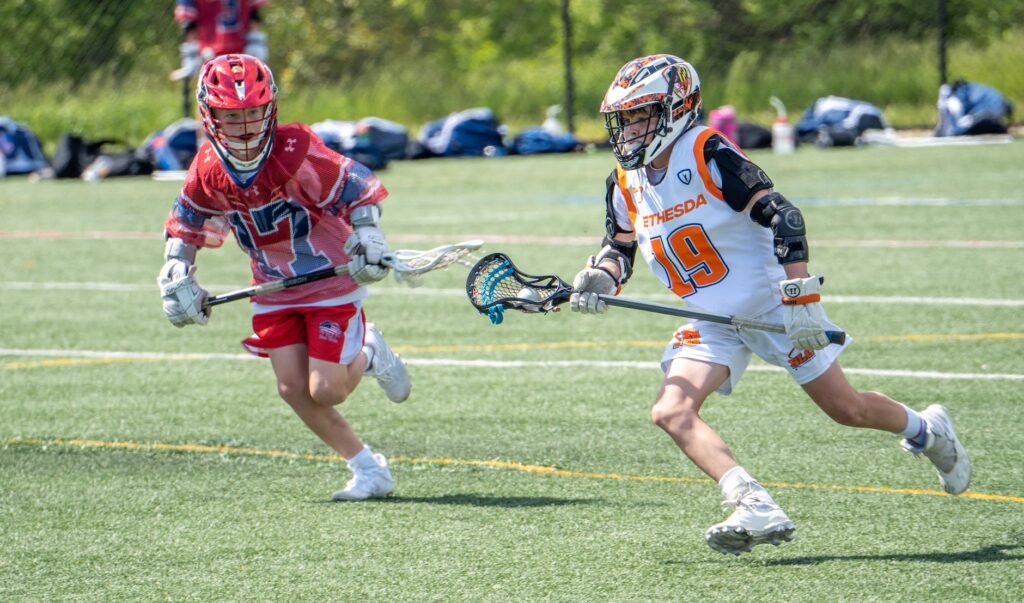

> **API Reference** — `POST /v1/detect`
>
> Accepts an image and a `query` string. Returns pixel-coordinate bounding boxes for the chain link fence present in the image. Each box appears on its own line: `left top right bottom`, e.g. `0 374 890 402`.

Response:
2 0 178 89
2 1 1021 145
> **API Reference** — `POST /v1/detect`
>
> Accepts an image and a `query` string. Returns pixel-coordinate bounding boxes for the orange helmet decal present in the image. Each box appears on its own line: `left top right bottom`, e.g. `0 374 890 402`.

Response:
600 55 702 170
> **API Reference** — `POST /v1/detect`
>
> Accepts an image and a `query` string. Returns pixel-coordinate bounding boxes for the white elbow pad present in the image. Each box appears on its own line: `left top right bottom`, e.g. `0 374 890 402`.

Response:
350 204 381 228
164 236 197 264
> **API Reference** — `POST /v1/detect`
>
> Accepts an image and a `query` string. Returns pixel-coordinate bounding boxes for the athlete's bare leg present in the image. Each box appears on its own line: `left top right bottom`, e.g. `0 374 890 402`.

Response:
268 344 366 459
651 358 736 481
801 360 907 432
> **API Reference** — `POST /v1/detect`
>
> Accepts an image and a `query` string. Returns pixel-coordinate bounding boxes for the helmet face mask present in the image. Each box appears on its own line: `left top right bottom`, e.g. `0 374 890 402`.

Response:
600 54 702 170
604 104 667 170
197 54 278 187
208 104 274 163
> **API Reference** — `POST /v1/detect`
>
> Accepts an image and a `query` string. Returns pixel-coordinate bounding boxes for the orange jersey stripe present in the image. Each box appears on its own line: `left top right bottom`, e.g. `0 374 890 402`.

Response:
693 129 724 201
616 165 638 227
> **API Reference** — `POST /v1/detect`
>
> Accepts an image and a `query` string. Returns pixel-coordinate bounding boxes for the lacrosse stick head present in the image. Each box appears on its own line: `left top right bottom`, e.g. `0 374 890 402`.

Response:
465 252 573 325
389 239 484 287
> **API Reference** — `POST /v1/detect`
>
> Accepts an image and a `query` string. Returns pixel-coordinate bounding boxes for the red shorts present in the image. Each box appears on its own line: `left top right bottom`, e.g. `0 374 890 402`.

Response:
241 304 365 364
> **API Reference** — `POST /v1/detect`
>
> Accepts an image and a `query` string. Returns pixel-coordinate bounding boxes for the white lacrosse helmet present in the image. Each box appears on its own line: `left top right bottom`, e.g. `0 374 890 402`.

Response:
600 54 702 169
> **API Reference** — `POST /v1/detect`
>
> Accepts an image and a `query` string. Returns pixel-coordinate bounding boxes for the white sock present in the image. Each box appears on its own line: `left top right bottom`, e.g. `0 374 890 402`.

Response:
346 446 376 472
718 466 770 501
899 404 928 448
362 346 375 372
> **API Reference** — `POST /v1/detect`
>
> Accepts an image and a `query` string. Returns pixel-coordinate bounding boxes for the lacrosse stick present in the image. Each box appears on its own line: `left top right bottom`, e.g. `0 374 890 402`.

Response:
206 239 483 308
465 252 845 345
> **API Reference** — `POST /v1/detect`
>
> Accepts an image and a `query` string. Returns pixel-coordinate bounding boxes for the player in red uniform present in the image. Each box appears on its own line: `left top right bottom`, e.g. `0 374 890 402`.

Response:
159 55 407 501
175 0 268 76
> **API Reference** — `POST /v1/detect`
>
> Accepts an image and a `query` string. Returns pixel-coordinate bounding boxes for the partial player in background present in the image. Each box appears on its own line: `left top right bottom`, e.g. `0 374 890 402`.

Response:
173 0 269 131
175 0 268 74
571 54 971 555
159 55 408 501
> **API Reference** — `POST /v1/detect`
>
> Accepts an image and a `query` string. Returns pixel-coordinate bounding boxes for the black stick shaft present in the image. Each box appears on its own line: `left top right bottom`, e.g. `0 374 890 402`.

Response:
206 264 348 307
597 295 846 345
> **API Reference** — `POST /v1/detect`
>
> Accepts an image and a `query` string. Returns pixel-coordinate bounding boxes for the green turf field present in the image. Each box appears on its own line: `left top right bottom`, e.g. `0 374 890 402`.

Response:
2 141 1023 601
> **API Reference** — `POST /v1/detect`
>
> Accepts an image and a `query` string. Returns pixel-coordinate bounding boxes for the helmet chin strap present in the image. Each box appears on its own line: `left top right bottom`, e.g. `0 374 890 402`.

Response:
221 130 273 171
207 128 276 187
214 107 276 171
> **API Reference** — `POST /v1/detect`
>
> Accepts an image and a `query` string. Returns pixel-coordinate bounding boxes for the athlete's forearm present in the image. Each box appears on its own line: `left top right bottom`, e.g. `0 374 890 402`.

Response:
783 262 810 280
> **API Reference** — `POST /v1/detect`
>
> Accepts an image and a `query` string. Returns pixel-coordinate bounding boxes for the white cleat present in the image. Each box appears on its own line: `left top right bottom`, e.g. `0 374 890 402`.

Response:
364 323 411 403
901 404 971 495
704 491 796 556
331 453 396 501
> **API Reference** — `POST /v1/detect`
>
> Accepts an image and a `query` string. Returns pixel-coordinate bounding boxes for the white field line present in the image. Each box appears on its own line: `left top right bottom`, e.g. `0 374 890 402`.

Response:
2 280 1023 307
394 235 1024 249
794 196 1024 206
1 348 1022 381
0 229 1021 249
0 230 162 240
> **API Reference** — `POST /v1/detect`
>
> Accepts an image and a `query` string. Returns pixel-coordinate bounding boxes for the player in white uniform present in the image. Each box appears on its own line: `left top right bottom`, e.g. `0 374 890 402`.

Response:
571 55 972 555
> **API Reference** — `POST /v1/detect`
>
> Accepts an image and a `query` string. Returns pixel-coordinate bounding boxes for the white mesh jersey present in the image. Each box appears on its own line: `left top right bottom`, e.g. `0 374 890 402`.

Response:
609 126 786 318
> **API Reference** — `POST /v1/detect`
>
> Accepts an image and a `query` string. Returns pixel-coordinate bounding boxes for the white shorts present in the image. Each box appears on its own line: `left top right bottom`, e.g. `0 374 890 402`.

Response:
659 305 851 396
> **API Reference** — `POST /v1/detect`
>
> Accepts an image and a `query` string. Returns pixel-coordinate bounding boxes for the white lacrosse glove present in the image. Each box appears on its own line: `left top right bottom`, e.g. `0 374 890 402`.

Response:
243 30 268 62
158 260 210 327
570 257 617 314
779 275 829 350
179 41 201 78
345 226 390 285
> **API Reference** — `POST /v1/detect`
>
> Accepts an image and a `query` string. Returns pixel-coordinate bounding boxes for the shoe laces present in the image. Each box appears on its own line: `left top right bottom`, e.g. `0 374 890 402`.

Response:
347 466 386 490
923 431 958 470
374 357 400 382
721 494 742 512
721 490 771 513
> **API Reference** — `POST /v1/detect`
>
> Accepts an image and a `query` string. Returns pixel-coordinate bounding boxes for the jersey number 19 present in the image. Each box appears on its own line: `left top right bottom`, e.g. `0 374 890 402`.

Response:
649 223 729 298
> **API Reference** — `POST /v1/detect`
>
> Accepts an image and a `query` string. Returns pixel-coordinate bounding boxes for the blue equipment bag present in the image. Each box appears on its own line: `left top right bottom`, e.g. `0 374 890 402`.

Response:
795 96 888 146
0 117 49 174
144 118 199 171
417 108 506 157
311 117 408 170
935 80 1014 137
510 128 579 155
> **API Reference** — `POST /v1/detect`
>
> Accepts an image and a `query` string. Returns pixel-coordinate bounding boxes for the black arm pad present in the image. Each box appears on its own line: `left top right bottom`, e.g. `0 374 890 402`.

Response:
604 169 632 239
750 192 809 264
598 236 637 284
704 134 773 212
600 168 637 283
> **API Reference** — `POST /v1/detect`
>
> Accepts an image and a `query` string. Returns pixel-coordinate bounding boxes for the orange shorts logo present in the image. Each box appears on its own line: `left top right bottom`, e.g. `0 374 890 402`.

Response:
672 328 701 349
787 348 816 368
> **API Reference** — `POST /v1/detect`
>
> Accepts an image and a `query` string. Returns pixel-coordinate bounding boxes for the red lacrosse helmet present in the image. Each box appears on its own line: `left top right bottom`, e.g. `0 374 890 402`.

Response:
197 54 278 186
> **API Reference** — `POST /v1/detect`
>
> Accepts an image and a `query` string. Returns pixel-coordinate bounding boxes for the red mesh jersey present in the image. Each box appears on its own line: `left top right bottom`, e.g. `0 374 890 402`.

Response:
165 122 388 306
175 0 269 56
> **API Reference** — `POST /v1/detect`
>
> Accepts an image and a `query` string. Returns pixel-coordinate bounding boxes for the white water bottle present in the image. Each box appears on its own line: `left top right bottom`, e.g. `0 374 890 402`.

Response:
769 96 795 154
772 117 795 155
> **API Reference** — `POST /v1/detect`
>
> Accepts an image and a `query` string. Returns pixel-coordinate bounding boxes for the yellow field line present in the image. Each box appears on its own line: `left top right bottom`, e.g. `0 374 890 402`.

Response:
397 332 1024 354
3 436 1020 504
863 332 1024 343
